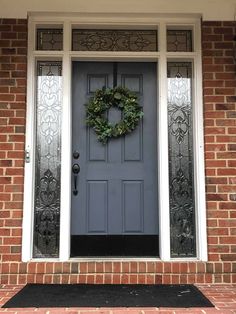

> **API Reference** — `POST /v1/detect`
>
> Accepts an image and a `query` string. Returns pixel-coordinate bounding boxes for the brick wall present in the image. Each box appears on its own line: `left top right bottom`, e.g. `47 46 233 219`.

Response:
0 18 27 268
0 18 235 284
202 21 236 268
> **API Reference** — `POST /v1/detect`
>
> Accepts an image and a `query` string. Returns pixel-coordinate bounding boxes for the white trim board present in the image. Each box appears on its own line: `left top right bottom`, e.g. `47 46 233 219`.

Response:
22 14 207 262
0 1 236 20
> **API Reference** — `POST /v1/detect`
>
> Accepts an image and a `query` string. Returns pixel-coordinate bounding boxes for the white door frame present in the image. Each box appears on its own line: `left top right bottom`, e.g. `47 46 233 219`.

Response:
22 13 207 262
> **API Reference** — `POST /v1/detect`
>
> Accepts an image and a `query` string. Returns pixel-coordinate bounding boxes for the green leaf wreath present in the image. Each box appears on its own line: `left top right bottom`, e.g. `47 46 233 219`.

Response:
85 86 144 144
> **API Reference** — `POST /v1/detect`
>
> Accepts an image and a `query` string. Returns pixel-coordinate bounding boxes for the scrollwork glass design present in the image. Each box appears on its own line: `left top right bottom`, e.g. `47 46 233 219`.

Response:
37 29 63 51
167 30 192 52
167 62 196 257
72 29 157 51
33 61 62 258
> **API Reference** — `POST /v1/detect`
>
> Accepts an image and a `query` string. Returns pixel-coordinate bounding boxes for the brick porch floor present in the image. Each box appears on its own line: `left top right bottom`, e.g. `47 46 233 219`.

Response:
0 284 235 314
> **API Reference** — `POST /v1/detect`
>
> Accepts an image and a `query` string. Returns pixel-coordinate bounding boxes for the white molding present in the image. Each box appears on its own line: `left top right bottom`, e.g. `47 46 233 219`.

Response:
22 14 207 262
22 18 36 261
193 19 208 261
59 21 72 261
28 13 201 23
70 51 160 62
1 1 236 20
158 22 170 261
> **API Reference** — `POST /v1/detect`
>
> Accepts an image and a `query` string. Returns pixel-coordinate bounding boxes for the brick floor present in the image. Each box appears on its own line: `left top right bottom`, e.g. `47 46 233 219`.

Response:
0 284 235 313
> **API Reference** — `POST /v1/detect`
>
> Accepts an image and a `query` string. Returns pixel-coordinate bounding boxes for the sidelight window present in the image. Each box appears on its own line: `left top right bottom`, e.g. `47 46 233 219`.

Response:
167 62 196 257
33 61 62 258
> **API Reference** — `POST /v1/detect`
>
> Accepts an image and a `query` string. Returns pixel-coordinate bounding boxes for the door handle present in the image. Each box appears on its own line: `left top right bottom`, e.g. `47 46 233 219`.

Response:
72 163 80 195
72 163 80 174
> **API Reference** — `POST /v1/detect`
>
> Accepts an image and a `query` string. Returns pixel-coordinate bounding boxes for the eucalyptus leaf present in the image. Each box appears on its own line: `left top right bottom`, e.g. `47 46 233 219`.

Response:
114 92 121 99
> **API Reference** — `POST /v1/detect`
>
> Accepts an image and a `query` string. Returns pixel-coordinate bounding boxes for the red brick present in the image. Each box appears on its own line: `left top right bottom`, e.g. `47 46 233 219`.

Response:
215 42 233 49
227 95 236 102
113 262 121 273
12 25 27 32
219 237 236 244
130 262 138 272
0 159 12 167
0 109 14 117
164 263 171 273
205 143 226 151
214 57 233 64
217 168 236 175
104 262 112 273
221 254 236 261
0 177 11 184
203 64 224 72
0 94 15 102
205 128 225 135
209 245 229 253
225 80 236 87
215 103 235 110
205 160 226 167
87 262 95 273
202 57 213 65
204 110 225 118
1 48 16 55
208 228 229 235
207 194 228 201
227 111 236 118
202 34 223 42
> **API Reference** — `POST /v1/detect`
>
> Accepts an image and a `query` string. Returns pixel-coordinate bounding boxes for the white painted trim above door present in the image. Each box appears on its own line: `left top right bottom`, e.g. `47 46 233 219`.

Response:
22 13 207 262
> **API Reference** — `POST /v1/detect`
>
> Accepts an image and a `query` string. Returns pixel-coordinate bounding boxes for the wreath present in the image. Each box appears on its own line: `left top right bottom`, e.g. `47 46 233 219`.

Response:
85 86 143 144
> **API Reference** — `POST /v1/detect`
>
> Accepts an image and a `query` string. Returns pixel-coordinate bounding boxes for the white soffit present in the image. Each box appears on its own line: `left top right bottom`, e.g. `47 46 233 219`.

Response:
0 0 236 20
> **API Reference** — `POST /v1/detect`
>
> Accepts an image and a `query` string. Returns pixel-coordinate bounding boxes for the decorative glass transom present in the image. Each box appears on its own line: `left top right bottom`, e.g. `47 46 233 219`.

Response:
167 30 192 52
37 29 63 50
33 61 62 258
167 62 196 257
72 29 158 51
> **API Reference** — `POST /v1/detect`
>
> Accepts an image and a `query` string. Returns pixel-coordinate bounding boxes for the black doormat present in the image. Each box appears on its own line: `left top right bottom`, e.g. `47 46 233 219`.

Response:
2 284 214 308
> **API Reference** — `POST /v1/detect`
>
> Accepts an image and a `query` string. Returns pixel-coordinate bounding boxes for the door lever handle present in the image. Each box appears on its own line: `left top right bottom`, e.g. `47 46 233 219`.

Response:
72 164 80 195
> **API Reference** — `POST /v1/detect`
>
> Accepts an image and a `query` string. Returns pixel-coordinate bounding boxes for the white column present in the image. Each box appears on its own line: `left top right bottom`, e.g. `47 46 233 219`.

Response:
194 20 208 261
158 22 171 261
22 18 35 262
59 21 72 261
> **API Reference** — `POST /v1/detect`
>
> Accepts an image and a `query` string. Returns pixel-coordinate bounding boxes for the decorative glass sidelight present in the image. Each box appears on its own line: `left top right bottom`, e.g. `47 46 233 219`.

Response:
33 61 62 258
72 29 158 51
167 62 196 257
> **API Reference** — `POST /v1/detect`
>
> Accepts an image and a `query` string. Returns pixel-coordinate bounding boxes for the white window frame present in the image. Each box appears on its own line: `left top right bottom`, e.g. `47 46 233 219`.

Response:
22 13 207 262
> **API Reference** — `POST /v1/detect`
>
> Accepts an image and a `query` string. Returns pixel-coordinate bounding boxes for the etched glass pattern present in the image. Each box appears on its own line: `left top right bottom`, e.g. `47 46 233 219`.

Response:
33 61 62 258
37 29 63 50
72 29 157 51
167 30 192 52
167 62 196 257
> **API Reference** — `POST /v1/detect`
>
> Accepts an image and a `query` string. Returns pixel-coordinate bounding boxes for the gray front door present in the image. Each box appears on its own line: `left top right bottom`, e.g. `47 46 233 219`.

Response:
71 62 158 255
